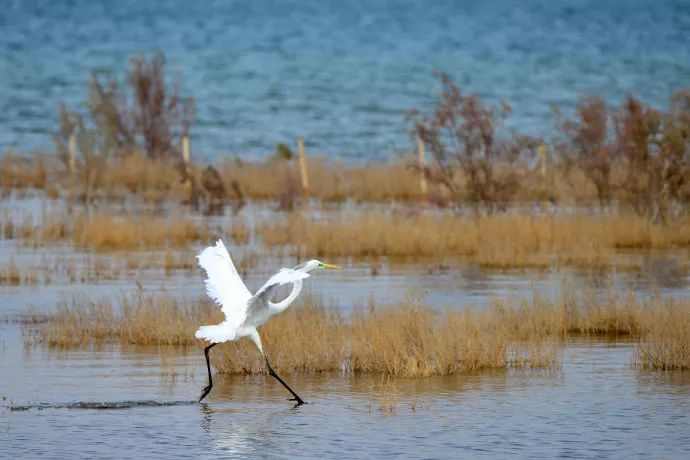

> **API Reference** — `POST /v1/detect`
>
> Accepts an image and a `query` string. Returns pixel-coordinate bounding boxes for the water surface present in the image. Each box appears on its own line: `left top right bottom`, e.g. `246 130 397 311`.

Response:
2 0 689 159
2 324 690 458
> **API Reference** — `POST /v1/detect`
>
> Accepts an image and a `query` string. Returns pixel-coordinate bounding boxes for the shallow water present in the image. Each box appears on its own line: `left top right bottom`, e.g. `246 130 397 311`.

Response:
2 201 690 457
2 319 690 458
3 0 690 158
2 260 690 458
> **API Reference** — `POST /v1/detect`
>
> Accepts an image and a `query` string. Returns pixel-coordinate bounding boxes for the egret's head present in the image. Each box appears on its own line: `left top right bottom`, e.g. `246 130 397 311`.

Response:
295 260 343 273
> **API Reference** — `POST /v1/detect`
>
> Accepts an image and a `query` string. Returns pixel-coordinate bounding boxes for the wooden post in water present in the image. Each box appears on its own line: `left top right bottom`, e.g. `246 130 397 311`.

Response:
297 137 310 195
68 133 76 173
182 134 191 165
417 137 427 195
538 142 548 177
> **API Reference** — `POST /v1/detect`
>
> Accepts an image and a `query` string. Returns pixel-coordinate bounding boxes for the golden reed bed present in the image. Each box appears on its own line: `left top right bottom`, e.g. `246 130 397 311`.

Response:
261 212 690 268
28 290 690 374
0 150 653 206
4 206 689 270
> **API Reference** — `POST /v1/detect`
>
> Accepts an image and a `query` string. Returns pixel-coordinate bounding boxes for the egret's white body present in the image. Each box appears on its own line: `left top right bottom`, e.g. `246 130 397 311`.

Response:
195 239 341 403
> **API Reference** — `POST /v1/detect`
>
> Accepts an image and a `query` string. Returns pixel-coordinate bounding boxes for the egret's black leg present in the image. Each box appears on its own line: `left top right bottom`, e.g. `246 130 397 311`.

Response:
264 355 305 406
199 343 217 402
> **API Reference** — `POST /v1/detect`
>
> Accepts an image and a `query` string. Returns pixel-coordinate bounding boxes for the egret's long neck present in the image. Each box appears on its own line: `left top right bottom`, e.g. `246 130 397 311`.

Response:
269 279 304 312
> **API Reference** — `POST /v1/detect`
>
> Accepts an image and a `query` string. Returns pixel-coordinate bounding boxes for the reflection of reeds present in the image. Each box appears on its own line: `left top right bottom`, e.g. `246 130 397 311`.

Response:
371 376 399 415
261 212 690 267
30 289 690 373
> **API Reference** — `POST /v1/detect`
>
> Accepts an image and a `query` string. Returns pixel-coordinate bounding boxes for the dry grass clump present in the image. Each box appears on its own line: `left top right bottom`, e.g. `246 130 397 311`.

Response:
30 289 690 373
35 293 221 347
72 214 212 251
213 298 559 375
261 211 690 267
31 292 555 375
490 290 647 338
0 152 49 190
496 291 690 370
99 154 187 203
13 213 70 245
213 294 348 374
0 259 21 285
634 298 690 370
17 212 215 251
218 157 423 204
348 302 510 376
312 160 423 203
0 259 39 285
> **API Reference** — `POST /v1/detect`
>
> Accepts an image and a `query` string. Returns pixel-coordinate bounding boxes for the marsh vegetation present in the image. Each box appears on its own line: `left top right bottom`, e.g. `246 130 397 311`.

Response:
3 56 689 404
24 288 690 374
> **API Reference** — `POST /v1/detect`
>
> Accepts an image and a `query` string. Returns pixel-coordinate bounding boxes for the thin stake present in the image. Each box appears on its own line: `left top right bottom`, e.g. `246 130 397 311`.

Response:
297 137 310 195
182 134 191 165
538 142 547 177
68 133 76 174
417 138 427 195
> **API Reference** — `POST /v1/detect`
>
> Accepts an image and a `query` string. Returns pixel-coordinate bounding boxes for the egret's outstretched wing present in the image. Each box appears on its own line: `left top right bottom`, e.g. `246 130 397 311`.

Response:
255 268 310 298
197 239 252 324
245 268 310 318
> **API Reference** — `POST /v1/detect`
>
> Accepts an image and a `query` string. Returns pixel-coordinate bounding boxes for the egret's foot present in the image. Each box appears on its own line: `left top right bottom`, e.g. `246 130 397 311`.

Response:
199 385 212 402
289 396 306 406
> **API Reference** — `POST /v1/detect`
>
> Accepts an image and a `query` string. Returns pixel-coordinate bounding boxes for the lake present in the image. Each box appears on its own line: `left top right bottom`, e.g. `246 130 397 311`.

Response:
2 0 690 160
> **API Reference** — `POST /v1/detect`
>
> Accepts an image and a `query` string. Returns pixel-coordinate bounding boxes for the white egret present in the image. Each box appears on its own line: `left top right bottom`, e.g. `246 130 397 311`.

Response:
195 239 342 404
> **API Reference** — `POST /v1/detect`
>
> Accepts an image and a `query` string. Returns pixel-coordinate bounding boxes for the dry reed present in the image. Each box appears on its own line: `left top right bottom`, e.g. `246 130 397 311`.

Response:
32 287 690 374
260 212 690 267
17 212 216 251
0 151 626 206
0 259 39 285
35 293 221 347
72 214 211 251
634 298 690 370
0 151 49 190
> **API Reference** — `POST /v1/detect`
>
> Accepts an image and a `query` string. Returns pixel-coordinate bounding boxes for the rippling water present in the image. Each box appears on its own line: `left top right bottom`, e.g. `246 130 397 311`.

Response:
2 270 690 459
2 323 690 458
1 196 690 457
2 0 689 159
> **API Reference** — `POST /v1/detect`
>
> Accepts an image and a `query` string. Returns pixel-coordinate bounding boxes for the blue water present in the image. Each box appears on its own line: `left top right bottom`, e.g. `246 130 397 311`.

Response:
2 0 689 160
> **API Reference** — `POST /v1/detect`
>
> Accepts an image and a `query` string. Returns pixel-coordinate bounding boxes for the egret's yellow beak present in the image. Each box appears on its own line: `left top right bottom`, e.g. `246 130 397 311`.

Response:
320 262 343 270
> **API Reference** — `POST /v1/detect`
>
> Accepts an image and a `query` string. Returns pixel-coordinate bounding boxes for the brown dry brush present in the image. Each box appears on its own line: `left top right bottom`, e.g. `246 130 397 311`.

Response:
555 94 614 208
30 290 690 374
56 53 195 162
614 93 690 222
408 72 540 212
3 67 688 215
555 91 690 220
50 54 195 205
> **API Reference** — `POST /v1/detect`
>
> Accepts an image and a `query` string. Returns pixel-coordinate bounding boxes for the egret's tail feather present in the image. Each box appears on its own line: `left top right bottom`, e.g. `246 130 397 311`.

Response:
195 324 235 343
